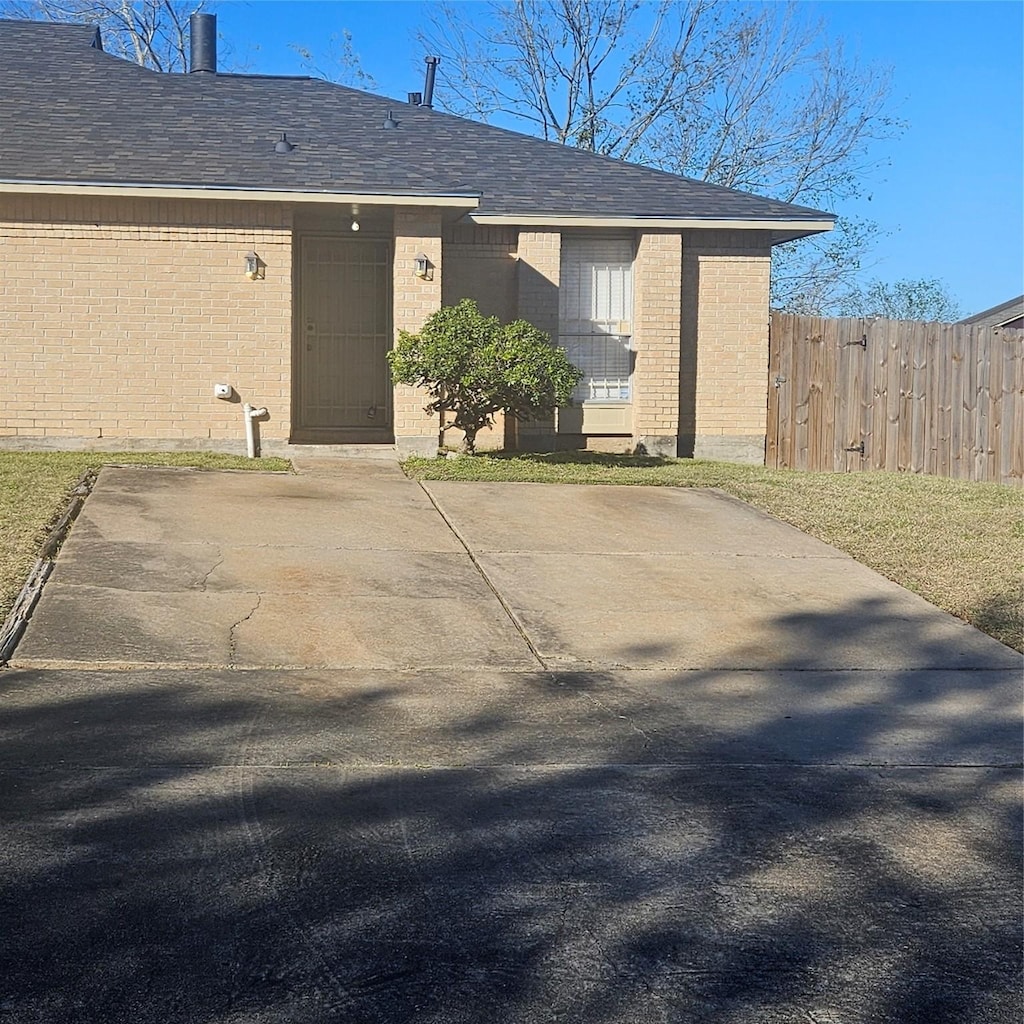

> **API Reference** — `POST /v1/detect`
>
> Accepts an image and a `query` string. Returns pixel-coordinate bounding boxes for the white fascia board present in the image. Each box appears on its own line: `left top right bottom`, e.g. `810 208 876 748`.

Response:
0 180 480 208
468 214 834 232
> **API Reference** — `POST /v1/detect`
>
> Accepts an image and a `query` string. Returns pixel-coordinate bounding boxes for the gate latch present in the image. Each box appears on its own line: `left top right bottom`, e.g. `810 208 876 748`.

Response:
773 374 787 388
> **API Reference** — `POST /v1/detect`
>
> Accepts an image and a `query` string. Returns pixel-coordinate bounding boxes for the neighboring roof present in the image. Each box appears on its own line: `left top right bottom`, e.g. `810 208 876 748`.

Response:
957 295 1024 329
0 19 834 240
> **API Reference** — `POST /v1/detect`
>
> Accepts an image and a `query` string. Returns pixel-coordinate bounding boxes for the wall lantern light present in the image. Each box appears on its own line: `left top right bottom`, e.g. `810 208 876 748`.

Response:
244 252 264 280
414 253 432 280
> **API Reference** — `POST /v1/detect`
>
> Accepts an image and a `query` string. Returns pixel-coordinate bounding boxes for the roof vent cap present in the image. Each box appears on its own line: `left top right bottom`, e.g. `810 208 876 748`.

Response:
383 111 399 130
189 12 217 73
422 56 440 109
274 132 296 154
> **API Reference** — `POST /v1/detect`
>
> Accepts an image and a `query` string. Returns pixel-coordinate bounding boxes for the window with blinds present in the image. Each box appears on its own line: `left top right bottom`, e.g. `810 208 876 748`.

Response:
559 237 634 403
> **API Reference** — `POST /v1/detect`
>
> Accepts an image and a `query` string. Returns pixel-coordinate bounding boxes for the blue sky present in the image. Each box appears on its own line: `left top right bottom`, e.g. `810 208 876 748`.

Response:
227 0 1023 316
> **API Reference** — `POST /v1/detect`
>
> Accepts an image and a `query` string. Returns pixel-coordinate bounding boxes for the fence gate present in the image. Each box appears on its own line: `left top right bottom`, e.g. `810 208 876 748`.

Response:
767 313 1023 485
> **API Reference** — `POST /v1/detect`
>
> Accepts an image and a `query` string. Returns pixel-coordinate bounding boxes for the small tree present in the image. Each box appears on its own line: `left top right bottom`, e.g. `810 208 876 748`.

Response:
388 299 582 454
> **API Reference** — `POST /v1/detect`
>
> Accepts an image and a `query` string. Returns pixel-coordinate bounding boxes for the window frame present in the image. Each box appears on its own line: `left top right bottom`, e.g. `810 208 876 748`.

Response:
558 235 636 406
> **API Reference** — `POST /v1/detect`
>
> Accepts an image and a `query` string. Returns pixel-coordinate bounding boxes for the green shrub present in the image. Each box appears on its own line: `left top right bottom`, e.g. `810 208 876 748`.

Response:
388 299 582 453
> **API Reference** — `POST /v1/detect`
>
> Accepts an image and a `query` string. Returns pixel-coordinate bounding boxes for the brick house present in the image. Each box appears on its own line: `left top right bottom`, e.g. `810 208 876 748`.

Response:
957 296 1024 332
0 16 834 461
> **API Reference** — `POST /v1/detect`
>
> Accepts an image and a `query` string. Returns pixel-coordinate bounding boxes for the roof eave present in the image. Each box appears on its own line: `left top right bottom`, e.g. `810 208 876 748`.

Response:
468 212 835 241
769 226 835 245
0 180 481 208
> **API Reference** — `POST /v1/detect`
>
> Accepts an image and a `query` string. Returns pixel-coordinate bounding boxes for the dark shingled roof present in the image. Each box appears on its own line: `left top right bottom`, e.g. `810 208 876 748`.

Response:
957 295 1024 329
0 19 834 232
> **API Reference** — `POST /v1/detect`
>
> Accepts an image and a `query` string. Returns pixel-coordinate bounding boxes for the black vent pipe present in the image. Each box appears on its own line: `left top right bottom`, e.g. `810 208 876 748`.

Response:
189 13 217 73
422 56 439 109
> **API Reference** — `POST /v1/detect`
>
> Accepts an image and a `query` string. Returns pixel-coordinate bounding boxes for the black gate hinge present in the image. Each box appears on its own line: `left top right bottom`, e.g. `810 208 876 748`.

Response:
844 441 865 455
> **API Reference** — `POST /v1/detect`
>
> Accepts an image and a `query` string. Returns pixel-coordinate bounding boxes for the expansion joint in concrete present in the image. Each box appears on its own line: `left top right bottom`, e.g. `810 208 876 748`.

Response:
417 482 547 671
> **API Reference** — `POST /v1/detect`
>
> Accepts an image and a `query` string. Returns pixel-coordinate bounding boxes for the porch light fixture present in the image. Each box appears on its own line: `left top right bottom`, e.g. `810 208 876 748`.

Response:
350 219 360 232
351 204 360 232
414 253 432 280
244 252 263 280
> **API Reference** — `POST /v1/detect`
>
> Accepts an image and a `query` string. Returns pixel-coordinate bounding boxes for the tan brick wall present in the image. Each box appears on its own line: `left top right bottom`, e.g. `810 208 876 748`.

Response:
681 230 772 463
516 231 561 443
393 208 444 446
442 224 518 320
0 194 292 443
440 225 519 450
516 231 560 337
633 231 682 446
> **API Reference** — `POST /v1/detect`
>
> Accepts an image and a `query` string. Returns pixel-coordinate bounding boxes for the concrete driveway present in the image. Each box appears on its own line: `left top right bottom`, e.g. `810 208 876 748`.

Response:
1 460 1020 1023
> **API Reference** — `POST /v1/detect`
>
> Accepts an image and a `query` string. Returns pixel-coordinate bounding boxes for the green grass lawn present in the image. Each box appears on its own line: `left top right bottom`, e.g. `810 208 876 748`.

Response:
0 452 290 625
404 452 1024 652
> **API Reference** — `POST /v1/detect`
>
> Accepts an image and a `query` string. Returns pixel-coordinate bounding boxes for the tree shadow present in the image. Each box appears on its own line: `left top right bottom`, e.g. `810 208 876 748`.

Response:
473 450 676 468
0 597 1020 1023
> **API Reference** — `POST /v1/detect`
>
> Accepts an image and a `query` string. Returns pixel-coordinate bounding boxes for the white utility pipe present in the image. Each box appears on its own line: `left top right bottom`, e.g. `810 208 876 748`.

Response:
243 403 267 459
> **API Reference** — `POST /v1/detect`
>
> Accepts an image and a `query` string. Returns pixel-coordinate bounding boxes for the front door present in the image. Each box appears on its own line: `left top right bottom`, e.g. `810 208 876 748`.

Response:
293 235 393 442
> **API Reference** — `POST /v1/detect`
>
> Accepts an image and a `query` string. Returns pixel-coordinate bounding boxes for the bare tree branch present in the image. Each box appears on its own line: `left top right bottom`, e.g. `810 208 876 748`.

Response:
416 0 905 312
1 0 204 71
289 29 376 90
835 277 962 322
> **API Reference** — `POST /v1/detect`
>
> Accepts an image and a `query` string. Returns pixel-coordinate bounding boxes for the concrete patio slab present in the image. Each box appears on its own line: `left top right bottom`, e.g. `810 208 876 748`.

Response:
474 551 1020 670
0 666 1019 769
73 465 458 550
423 480 846 557
230 593 536 669
50 543 495 599
0 757 1017 1024
16 585 536 669
15 465 534 669
2 464 1020 1023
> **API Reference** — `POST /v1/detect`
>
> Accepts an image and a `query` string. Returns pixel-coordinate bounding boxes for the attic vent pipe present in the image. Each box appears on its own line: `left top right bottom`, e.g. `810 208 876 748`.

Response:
189 12 217 73
422 56 439 109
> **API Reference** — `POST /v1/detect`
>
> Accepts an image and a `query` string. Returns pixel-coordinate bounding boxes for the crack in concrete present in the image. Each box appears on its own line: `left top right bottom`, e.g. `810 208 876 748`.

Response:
570 684 654 751
577 911 628 981
198 550 224 592
227 593 262 665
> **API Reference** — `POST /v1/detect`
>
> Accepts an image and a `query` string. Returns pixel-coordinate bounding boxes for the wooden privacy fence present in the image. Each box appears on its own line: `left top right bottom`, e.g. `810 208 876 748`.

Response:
767 313 1024 485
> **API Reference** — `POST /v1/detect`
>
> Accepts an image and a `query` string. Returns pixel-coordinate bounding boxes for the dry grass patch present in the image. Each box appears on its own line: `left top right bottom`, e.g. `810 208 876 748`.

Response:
0 452 289 623
405 453 1023 652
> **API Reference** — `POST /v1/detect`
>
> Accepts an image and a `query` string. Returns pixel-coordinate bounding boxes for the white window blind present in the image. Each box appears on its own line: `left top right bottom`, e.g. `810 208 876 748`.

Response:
559 238 634 402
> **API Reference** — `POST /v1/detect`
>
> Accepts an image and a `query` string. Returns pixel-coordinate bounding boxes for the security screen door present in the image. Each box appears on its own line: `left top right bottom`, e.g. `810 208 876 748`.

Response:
295 236 392 440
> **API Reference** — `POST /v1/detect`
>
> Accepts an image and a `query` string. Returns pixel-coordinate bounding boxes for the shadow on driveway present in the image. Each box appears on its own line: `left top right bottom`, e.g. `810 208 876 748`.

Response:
1 594 1020 1024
